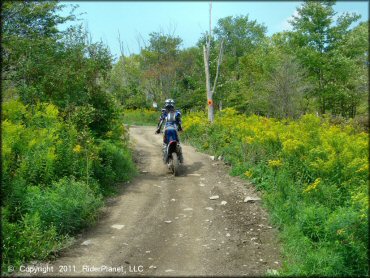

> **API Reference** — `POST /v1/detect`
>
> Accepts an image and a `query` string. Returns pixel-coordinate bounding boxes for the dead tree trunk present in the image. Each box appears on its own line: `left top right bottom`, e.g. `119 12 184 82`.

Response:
203 45 213 122
203 1 223 123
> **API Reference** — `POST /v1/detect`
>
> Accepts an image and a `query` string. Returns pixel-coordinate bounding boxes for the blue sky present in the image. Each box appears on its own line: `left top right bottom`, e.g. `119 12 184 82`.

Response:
60 1 368 60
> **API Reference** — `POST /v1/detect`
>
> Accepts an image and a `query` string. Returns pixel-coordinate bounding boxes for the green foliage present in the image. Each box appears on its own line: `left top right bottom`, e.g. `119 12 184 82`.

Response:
1 0 136 273
106 3 367 119
2 101 82 188
147 32 183 57
2 98 135 272
288 0 366 117
88 90 122 137
93 139 137 194
183 110 368 276
141 32 183 103
25 178 103 234
109 55 149 109
122 109 159 126
2 210 63 272
214 15 267 57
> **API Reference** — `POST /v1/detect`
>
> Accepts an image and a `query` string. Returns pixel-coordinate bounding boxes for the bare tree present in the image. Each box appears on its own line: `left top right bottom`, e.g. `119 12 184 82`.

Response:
135 31 147 52
203 1 224 123
117 29 125 59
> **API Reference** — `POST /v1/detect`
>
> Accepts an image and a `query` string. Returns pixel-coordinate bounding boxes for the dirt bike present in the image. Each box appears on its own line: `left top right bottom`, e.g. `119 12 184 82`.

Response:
164 139 181 176
156 126 182 176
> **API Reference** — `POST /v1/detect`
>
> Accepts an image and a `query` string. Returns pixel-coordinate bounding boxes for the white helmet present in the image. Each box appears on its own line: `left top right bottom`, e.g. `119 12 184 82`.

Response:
164 99 175 109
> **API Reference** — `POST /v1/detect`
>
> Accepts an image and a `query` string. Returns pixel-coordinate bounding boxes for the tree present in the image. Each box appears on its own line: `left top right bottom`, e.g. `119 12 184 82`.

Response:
332 21 368 117
174 47 205 111
2 1 74 103
208 15 267 114
266 55 311 118
141 32 183 105
288 0 362 116
2 1 116 137
214 15 267 58
203 2 224 123
109 54 148 109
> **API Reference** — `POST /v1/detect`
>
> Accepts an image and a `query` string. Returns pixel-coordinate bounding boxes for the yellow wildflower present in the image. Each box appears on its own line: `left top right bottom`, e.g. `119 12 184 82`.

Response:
244 136 254 144
336 229 344 235
73 144 82 153
282 139 302 153
303 178 321 193
355 164 368 173
268 159 283 168
28 138 37 147
244 170 253 178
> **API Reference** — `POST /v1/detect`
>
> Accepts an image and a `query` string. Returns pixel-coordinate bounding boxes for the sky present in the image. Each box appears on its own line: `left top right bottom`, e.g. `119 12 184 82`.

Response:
60 1 369 60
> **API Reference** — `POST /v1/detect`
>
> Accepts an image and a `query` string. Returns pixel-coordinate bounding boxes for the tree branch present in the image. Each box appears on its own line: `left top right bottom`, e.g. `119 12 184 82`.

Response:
212 39 224 94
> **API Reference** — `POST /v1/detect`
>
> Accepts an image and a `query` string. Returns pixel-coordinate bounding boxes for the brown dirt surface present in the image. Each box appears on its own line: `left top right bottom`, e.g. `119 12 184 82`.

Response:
18 125 282 277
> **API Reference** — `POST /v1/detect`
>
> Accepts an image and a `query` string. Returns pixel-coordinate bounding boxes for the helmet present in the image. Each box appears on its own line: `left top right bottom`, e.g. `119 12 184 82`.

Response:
164 99 175 109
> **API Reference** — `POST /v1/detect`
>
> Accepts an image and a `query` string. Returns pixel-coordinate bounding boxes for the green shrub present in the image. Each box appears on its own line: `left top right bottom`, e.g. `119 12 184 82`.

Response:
297 205 331 242
3 178 28 223
25 178 103 234
325 207 369 275
2 99 136 271
89 91 123 137
2 210 63 272
281 230 346 275
2 99 27 123
93 139 136 194
53 123 85 179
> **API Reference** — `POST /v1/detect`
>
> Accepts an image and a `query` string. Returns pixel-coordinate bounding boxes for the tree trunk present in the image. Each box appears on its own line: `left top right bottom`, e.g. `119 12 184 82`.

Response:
203 45 214 122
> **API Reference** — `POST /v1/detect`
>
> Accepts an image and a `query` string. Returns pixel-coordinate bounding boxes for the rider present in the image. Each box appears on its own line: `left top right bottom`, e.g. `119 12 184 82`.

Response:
156 99 184 163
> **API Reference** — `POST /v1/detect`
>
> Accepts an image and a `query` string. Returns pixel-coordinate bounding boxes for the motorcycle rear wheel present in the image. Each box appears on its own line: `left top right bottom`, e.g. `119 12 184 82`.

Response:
171 152 179 176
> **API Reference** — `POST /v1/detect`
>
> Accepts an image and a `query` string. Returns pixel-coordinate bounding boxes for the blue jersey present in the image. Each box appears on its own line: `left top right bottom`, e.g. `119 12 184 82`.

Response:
164 110 181 129
158 109 182 131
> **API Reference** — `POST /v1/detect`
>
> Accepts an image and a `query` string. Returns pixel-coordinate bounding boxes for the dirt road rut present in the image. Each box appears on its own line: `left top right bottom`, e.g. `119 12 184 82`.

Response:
24 126 281 276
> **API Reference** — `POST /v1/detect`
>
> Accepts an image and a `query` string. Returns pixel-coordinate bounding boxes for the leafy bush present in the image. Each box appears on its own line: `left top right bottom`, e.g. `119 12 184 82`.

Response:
2 99 136 272
183 109 368 276
88 91 123 137
25 178 103 234
2 210 63 272
93 139 136 194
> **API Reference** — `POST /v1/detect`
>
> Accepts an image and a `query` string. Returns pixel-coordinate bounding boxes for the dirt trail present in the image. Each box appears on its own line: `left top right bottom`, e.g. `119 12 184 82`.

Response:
22 126 281 277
